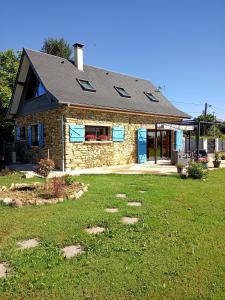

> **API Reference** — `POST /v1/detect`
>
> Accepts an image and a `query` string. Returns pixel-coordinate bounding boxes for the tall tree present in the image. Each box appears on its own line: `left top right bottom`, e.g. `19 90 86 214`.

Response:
41 38 72 59
0 49 20 143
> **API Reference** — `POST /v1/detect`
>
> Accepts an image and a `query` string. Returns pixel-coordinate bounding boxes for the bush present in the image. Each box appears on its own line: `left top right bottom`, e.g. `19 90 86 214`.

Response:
219 152 225 160
186 162 208 179
63 174 77 186
50 177 65 198
35 159 55 178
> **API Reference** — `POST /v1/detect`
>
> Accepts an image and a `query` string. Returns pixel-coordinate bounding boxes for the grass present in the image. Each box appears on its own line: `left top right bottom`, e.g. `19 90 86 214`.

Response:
0 170 225 299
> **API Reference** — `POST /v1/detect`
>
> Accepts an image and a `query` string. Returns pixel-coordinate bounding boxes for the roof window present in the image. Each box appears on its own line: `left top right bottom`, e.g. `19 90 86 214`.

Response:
77 79 96 92
144 92 159 102
114 86 131 98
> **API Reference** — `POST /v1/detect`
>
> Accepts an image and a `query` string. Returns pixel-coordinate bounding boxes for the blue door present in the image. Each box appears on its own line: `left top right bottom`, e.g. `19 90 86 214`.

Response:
138 128 147 163
176 130 183 151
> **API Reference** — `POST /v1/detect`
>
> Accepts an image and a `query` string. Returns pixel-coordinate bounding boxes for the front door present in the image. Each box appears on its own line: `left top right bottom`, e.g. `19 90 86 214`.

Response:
147 130 171 160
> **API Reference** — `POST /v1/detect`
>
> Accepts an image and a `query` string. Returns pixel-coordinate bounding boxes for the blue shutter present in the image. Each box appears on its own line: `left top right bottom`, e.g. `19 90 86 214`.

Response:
69 125 85 142
112 127 125 142
38 123 45 147
176 130 183 151
16 127 20 141
138 128 147 163
28 126 32 146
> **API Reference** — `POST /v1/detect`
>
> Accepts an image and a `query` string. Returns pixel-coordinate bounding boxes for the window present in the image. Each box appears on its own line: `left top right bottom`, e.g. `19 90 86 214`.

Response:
144 92 159 102
77 79 96 92
25 70 46 100
114 86 131 98
20 127 26 140
85 126 110 141
32 125 39 146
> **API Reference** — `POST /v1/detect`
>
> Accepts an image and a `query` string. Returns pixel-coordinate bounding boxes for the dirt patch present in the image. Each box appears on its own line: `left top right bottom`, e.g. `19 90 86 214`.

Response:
17 239 40 250
0 263 8 278
105 208 119 213
127 202 142 207
62 244 85 258
122 217 139 224
85 226 105 235
115 193 127 199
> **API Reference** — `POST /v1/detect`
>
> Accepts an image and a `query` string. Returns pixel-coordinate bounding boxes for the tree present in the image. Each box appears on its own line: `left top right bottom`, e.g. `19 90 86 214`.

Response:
0 49 20 144
41 38 72 59
0 49 20 109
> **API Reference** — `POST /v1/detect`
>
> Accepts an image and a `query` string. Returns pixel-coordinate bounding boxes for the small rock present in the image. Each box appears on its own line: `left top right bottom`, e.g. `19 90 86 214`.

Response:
85 226 105 235
127 202 142 207
17 238 40 250
11 199 23 208
0 263 8 278
116 193 127 199
22 173 35 179
62 244 85 259
74 190 84 199
0 186 7 191
122 217 139 224
58 198 64 202
2 198 13 205
105 208 118 213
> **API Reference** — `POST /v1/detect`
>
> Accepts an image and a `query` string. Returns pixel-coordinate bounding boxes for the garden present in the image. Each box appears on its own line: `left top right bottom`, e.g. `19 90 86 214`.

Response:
0 167 225 299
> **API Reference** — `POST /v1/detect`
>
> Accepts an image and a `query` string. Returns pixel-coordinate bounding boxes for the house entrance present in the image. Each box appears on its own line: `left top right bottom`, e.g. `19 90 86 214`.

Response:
147 130 171 160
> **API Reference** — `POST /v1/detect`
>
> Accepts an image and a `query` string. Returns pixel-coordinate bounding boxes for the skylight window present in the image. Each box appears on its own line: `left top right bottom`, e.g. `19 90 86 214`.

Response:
114 86 131 98
144 92 159 102
77 79 96 92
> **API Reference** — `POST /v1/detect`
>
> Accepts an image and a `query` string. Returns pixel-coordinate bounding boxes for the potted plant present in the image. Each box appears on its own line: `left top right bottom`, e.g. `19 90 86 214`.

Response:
213 152 221 168
176 163 185 174
199 157 209 169
85 134 97 141
98 135 110 141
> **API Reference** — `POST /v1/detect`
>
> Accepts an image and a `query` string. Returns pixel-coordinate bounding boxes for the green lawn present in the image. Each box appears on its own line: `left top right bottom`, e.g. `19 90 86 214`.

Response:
0 171 225 299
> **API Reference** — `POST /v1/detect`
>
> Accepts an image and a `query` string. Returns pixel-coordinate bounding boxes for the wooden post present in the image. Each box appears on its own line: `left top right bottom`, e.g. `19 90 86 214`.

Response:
47 149 50 160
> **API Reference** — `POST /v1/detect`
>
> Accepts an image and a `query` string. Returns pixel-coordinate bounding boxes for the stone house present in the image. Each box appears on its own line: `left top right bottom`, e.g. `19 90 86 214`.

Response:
7 43 189 170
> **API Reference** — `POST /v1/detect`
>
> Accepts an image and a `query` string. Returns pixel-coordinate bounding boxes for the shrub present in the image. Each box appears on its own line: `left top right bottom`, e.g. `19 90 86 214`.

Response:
63 174 77 186
35 159 55 178
186 162 208 180
219 152 225 160
49 177 65 198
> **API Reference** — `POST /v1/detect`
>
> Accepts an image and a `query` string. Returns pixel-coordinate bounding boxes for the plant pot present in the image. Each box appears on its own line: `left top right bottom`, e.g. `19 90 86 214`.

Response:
213 161 221 168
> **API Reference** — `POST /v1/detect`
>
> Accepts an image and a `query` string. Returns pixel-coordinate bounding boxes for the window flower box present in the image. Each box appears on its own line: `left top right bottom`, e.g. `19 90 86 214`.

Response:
98 135 110 141
85 134 97 141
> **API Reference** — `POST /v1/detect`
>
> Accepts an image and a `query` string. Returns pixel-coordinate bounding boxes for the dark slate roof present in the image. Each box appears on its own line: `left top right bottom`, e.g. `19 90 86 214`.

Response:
24 48 189 118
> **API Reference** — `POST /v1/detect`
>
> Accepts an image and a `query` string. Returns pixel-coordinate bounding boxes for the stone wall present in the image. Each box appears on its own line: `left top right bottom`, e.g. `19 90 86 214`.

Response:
15 108 63 169
64 107 181 170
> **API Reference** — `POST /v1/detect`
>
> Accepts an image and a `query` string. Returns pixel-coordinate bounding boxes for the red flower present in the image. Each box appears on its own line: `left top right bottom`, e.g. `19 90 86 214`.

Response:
98 135 109 140
85 134 96 140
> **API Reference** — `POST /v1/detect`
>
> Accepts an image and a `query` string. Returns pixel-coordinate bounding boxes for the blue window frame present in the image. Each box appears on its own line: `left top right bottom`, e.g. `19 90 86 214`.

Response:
35 83 46 97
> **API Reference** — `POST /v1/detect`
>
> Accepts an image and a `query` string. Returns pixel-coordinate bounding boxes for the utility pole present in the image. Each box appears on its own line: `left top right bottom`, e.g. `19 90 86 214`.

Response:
203 102 212 136
213 111 216 137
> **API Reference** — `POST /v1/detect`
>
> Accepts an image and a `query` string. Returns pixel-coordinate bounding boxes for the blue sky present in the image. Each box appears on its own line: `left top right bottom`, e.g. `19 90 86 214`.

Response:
1 0 225 119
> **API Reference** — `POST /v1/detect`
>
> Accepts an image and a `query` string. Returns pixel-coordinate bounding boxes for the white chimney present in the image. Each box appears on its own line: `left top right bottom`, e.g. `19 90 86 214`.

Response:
73 43 84 71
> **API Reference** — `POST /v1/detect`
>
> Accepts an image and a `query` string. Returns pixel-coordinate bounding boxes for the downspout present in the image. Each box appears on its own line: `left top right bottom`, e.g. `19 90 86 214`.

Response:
61 114 65 172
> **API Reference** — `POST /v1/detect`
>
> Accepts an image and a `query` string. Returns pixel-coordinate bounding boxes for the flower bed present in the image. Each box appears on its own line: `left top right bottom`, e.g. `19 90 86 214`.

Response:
0 176 88 207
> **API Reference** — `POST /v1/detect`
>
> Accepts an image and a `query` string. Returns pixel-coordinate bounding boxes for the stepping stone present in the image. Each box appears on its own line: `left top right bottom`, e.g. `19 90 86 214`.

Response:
62 244 85 259
127 202 142 207
122 217 139 224
85 226 105 235
105 208 118 213
0 263 8 278
139 190 146 194
116 193 127 199
17 238 40 250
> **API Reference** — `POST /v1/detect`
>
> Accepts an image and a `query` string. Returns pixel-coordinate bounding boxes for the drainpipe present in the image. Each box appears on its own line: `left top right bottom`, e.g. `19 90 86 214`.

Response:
61 114 65 172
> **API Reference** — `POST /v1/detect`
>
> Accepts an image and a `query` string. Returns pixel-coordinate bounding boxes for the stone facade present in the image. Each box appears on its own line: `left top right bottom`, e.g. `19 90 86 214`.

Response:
15 108 63 169
15 106 181 170
64 107 180 170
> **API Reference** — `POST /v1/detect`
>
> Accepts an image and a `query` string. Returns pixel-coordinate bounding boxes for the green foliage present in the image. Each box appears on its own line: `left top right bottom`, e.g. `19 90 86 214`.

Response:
219 152 225 160
194 113 214 123
214 152 220 162
0 49 20 109
63 174 77 186
41 38 72 59
186 161 208 179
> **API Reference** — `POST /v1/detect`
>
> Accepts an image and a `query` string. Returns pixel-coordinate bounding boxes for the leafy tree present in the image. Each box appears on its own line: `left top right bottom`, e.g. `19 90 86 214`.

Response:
0 49 20 109
219 122 225 135
194 113 216 136
41 38 72 59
